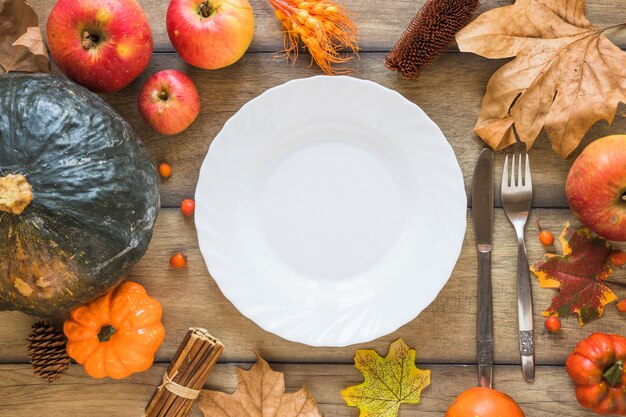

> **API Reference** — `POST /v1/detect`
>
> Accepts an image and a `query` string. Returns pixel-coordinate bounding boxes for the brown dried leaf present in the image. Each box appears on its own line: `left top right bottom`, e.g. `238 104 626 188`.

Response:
13 26 47 56
0 0 50 74
199 354 323 417
456 0 626 158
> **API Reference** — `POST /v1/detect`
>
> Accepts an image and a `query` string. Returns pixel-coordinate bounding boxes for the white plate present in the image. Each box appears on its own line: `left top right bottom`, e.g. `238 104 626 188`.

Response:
195 76 466 347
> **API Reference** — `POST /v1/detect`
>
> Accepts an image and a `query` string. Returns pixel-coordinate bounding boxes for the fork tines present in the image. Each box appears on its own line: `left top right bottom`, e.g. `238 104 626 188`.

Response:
502 154 531 189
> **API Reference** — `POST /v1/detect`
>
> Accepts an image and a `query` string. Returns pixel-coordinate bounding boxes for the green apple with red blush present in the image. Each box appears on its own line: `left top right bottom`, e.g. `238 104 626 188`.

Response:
138 70 200 135
46 0 153 93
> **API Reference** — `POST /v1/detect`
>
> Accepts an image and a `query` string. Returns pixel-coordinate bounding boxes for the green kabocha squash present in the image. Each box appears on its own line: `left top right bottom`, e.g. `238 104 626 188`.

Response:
0 73 159 317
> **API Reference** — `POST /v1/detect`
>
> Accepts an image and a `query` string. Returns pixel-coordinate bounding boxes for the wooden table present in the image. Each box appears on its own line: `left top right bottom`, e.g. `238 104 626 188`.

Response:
2 1 626 415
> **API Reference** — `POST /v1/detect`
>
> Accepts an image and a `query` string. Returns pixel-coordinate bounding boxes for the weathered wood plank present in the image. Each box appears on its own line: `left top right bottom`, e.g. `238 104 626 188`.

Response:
0 363 596 417
4 2 624 416
2 208 625 364
83 52 626 208
33 0 626 52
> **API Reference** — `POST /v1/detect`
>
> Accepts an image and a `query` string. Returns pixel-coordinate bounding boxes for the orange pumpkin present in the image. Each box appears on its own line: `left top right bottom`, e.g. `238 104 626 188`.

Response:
64 281 165 379
446 387 526 417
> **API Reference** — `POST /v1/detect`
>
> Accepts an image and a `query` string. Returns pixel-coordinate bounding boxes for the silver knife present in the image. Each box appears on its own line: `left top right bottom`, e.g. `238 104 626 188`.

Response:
472 148 494 389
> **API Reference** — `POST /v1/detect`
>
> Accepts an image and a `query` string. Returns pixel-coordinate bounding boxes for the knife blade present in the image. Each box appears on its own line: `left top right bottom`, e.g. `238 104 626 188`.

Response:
472 148 494 389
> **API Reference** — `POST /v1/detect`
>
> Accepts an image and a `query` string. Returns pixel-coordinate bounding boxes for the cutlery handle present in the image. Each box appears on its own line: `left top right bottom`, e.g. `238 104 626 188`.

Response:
477 249 493 388
517 237 535 382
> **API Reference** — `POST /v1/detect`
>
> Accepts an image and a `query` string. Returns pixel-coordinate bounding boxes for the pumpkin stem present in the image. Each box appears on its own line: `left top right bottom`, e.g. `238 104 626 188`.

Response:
0 174 32 215
98 325 116 342
603 360 624 387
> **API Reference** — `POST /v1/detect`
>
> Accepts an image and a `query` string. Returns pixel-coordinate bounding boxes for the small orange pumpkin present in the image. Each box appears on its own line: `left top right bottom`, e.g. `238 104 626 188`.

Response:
446 387 525 417
64 281 165 379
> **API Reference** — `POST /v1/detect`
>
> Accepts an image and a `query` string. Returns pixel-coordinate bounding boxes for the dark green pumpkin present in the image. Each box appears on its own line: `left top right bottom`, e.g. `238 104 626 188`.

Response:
0 73 159 317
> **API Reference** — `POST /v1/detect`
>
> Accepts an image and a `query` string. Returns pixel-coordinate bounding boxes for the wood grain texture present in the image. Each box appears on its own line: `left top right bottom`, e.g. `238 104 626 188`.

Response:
4 2 626 414
88 52 626 208
33 0 626 52
2 208 625 364
0 362 598 417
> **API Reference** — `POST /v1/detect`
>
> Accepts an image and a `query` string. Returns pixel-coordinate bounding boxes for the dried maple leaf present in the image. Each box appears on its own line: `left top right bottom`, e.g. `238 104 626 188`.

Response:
198 354 322 417
456 0 626 158
341 339 430 417
531 223 617 326
0 0 50 74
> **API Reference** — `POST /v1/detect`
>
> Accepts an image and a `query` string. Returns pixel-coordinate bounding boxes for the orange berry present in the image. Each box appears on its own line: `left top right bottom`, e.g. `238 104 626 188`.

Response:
158 162 172 178
539 230 554 246
545 316 561 334
536 220 554 246
180 199 195 217
617 300 626 313
169 253 187 268
609 250 626 267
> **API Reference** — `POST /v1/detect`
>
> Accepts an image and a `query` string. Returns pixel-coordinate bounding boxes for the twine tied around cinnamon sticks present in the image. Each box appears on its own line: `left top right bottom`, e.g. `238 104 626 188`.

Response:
144 328 224 417
158 370 201 400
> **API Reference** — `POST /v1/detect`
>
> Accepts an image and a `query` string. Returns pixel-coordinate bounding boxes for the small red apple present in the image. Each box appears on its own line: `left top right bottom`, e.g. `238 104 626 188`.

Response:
138 70 200 135
47 0 153 93
566 135 626 241
166 0 254 70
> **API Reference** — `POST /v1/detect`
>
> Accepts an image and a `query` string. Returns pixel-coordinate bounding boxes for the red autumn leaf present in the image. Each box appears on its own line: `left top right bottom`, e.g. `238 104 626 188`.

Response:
530 223 617 326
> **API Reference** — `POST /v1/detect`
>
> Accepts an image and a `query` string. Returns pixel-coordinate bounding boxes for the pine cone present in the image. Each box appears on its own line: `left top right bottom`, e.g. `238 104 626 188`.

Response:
27 320 70 383
385 0 480 80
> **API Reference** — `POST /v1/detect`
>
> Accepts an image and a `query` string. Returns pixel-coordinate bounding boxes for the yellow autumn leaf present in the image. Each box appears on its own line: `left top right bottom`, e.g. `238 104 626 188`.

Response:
341 339 430 417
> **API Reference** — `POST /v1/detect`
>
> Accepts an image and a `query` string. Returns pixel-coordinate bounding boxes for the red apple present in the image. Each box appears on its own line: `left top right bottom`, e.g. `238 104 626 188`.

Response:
47 0 153 93
566 135 626 241
166 0 254 69
138 70 200 135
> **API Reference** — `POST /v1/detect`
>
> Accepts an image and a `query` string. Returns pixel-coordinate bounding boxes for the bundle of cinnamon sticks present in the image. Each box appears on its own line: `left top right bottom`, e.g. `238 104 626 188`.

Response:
144 328 224 417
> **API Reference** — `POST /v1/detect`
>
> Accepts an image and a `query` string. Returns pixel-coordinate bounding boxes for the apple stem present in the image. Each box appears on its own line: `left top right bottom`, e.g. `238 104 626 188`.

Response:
198 1 213 18
158 90 169 101
81 31 100 50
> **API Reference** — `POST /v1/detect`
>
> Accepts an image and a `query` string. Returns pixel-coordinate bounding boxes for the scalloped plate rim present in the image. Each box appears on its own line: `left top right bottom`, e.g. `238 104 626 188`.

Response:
195 75 466 347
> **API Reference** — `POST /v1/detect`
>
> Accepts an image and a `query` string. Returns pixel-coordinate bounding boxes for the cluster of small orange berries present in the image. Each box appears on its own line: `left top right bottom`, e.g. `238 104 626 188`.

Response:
159 161 193 269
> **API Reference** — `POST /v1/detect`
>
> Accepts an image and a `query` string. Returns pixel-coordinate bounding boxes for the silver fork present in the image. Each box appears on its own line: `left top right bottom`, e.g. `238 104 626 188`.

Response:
501 153 535 382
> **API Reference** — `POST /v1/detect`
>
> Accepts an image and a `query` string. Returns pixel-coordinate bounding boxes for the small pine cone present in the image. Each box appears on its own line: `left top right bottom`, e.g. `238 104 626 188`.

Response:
27 320 70 383
385 0 480 80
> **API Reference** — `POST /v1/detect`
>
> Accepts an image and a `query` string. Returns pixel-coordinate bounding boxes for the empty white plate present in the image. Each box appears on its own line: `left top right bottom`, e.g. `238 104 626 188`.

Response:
195 76 466 347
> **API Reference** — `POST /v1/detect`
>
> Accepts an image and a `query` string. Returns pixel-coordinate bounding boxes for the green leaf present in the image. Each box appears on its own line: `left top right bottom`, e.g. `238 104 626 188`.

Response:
341 339 430 417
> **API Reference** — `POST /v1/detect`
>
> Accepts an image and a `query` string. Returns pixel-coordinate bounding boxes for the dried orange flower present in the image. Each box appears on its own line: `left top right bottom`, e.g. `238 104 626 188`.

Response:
269 0 358 75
